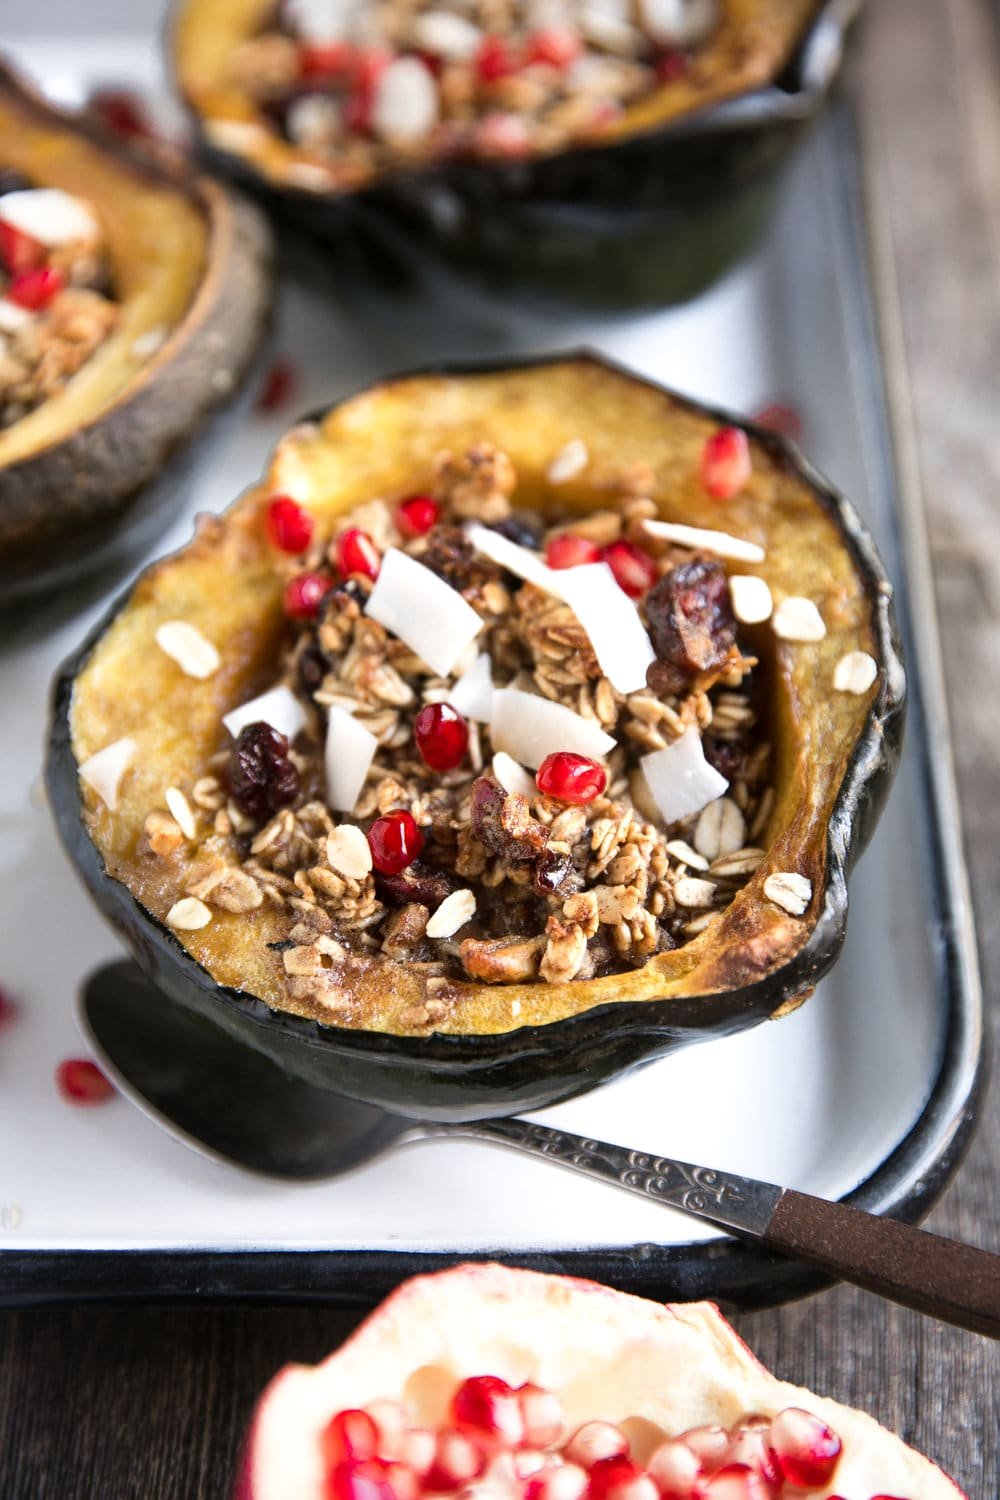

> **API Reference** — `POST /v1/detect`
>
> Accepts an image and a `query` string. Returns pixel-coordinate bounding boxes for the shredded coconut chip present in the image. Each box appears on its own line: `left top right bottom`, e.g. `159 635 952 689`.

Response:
492 751 536 798
224 685 307 742
772 596 826 642
426 888 477 938
763 871 812 916
78 737 137 812
641 518 765 563
728 574 773 624
155 620 221 680
834 650 878 694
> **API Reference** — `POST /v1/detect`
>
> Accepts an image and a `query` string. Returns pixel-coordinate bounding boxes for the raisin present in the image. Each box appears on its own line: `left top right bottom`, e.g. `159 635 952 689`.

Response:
229 722 301 821
420 525 500 594
645 560 737 681
489 511 543 548
533 846 580 897
297 641 329 695
702 734 748 781
376 860 453 909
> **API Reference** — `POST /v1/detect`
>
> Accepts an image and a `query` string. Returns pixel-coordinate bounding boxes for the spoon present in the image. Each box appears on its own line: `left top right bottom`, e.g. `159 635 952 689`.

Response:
81 960 1000 1338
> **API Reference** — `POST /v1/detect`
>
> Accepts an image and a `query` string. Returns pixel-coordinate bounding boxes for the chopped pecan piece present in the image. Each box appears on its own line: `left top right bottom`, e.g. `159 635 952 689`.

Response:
470 776 548 863
459 934 545 983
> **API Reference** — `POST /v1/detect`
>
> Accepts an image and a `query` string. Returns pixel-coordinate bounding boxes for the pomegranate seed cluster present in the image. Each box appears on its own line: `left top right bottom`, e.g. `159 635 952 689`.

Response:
0 180 120 430
311 1378 879 1500
224 0 725 186
145 429 802 1029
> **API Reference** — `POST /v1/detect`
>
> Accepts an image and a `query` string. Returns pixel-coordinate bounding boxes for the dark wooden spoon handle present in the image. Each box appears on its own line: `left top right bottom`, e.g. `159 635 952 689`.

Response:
766 1190 1000 1337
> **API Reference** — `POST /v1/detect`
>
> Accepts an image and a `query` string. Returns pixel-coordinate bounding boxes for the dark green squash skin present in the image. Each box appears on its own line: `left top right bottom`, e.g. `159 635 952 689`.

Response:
45 353 904 1124
180 0 861 311
0 64 274 607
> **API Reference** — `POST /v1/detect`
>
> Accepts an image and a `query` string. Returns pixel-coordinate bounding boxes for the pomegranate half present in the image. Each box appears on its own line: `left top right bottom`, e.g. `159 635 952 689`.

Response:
236 1265 963 1500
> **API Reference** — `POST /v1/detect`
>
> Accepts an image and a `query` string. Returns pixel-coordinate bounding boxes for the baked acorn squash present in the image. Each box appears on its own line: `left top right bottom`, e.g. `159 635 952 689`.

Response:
170 0 860 309
47 356 903 1121
0 61 273 605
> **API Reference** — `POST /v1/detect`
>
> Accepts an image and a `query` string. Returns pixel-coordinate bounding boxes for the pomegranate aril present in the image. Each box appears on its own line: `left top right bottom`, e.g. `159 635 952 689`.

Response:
284 571 332 619
383 1462 418 1500
265 494 314 553
396 493 440 537
0 220 44 274
424 1429 486 1491
336 527 381 581
397 1429 435 1476
365 1399 408 1458
9 266 64 310
414 702 469 772
586 1456 657 1500
647 1439 703 1500
752 403 802 442
476 34 516 81
701 427 751 501
536 752 607 805
701 1465 772 1500
526 1463 589 1500
0 987 18 1029
368 809 424 875
344 48 390 133
514 1450 550 1480
602 539 657 598
323 1411 381 1469
300 40 355 78
452 1374 524 1448
89 87 158 140
676 1426 730 1475
517 1383 565 1448
56 1058 114 1105
767 1408 841 1490
327 1459 395 1500
724 1428 780 1491
526 28 581 67
255 356 298 414
545 533 601 570
565 1422 629 1470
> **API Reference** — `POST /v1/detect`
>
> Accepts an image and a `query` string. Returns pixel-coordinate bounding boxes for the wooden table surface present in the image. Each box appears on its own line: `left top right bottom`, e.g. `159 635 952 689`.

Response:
3 1 999 1494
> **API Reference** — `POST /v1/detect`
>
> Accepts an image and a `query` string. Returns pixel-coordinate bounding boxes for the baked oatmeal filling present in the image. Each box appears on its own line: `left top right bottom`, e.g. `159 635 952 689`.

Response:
142 437 795 999
0 178 119 429
227 0 721 178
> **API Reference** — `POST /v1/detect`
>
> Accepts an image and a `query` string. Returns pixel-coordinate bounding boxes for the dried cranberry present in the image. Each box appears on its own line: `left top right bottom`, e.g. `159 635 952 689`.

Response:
368 810 424 875
336 527 380 581
297 641 329 695
9 266 64 311
376 859 453 908
265 495 314 554
414 703 468 771
284 572 333 619
490 511 542 548
470 776 548 863
602 540 657 599
533 846 577 897
655 49 689 82
645 560 736 681
229 722 301 820
701 427 751 500
546 533 601 570
702 735 748 781
89 88 158 140
476 34 516 81
536 753 607 804
396 494 439 537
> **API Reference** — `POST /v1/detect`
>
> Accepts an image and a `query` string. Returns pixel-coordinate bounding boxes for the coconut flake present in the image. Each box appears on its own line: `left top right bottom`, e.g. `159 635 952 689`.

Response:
0 188 97 246
426 888 477 939
546 439 589 485
492 688 614 769
465 522 555 592
412 9 482 58
78 738 137 812
556 562 655 695
640 727 728 825
492 751 536 798
365 548 483 676
0 298 34 333
641 518 765 564
325 707 377 812
155 620 221 680
450 652 495 722
223 686 307 742
728 574 773 624
372 57 439 144
772 596 827 642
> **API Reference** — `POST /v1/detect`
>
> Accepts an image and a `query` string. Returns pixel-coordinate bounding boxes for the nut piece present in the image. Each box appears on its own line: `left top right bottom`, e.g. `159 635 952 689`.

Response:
426 888 477 939
728 574 773 624
763 871 812 916
166 897 212 930
326 825 374 880
833 650 878 694
547 439 589 485
460 934 545 983
772 597 826 643
693 797 746 862
154 620 221 679
144 810 184 858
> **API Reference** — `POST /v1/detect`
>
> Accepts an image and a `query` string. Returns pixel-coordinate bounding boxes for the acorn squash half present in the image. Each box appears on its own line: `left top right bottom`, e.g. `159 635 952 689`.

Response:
0 61 273 605
47 355 903 1121
170 0 860 309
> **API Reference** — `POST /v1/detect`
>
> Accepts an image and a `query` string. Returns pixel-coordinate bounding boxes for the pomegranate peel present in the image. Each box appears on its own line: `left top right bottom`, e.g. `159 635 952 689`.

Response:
235 1265 963 1500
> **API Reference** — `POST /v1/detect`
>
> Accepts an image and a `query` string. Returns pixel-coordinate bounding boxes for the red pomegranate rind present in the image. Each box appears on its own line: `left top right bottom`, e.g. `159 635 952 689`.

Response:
237 1264 965 1500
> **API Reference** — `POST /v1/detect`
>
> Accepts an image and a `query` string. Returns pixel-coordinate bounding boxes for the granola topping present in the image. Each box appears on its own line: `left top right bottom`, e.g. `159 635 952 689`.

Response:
0 183 119 428
147 438 798 1002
